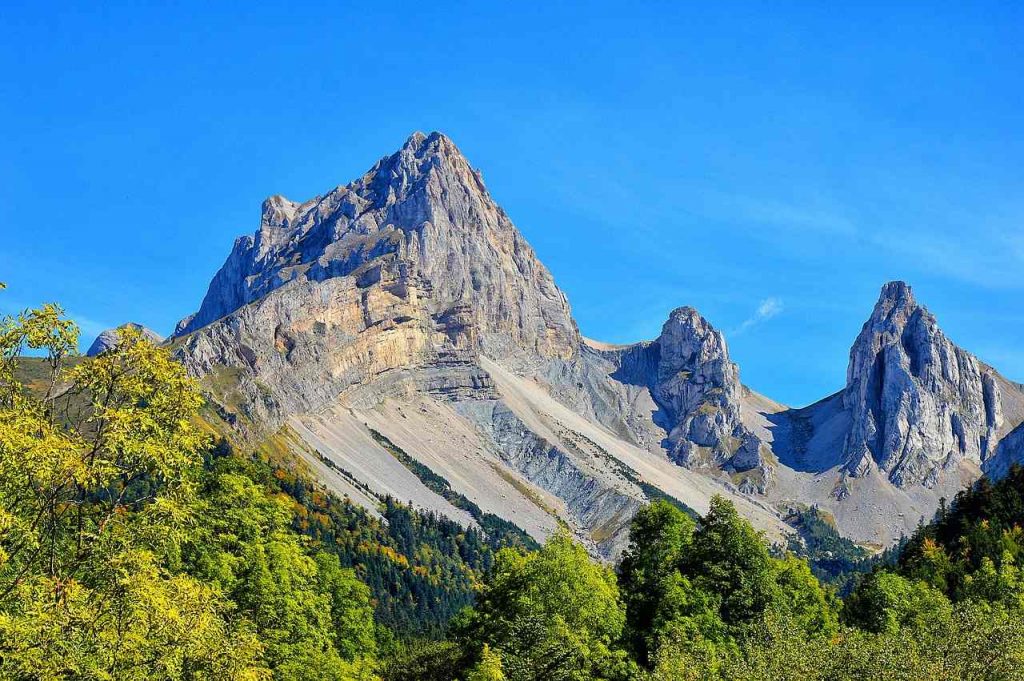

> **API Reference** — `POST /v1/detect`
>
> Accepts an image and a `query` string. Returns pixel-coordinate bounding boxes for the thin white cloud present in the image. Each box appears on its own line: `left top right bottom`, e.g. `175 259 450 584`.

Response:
733 197 857 236
733 297 784 336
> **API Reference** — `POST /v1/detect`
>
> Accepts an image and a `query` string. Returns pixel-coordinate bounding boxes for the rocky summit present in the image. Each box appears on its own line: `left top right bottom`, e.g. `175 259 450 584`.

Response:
86 323 163 356
842 281 1007 485
172 131 1024 554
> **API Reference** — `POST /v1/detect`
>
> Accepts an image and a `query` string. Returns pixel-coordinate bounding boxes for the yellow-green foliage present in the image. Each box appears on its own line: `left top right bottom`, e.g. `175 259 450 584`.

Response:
0 308 266 679
0 298 379 680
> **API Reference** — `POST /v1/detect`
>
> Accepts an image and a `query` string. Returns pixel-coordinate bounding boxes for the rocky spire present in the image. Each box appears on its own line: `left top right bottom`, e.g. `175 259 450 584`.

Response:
842 281 1003 486
652 307 771 492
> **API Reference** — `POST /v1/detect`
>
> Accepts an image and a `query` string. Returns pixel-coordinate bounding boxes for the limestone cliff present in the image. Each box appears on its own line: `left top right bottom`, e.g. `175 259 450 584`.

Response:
841 281 1004 486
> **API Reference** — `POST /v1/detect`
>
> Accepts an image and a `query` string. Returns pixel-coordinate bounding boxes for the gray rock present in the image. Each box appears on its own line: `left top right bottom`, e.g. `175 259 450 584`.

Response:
841 281 1002 486
653 308 771 485
86 323 163 356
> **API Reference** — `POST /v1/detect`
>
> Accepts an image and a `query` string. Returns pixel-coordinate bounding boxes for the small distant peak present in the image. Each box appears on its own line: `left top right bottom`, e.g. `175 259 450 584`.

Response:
86 323 163 356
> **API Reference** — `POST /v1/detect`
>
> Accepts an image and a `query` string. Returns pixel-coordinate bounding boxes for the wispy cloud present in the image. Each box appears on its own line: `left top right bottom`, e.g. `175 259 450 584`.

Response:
733 297 784 336
739 198 856 236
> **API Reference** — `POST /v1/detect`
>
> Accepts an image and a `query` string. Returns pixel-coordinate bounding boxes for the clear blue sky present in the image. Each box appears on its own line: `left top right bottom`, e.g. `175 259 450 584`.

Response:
2 2 1022 407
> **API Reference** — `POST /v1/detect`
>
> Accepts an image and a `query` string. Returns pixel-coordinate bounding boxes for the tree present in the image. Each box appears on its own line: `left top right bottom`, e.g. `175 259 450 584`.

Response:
771 554 839 637
466 644 505 681
457 529 626 681
618 499 695 665
0 307 266 679
682 496 777 627
843 571 952 634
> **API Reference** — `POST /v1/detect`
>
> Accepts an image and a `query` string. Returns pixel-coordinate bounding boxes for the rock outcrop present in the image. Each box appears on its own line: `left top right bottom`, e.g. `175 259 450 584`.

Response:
841 281 1003 486
652 308 771 492
86 323 163 356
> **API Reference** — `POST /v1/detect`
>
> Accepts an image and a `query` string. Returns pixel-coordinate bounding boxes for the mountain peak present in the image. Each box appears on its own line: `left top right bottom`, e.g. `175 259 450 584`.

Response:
174 131 577 363
658 306 729 375
843 280 1001 486
86 323 163 356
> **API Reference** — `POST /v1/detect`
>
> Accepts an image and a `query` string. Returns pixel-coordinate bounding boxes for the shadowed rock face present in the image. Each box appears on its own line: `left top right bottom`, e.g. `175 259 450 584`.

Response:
986 423 1024 479
842 281 1003 487
86 323 163 356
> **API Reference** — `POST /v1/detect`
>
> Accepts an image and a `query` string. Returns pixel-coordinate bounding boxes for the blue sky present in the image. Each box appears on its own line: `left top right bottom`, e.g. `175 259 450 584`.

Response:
2 2 1022 407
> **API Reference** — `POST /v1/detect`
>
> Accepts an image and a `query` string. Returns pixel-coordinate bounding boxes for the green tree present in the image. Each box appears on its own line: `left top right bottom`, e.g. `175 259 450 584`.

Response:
466 644 505 681
0 308 266 679
617 499 695 665
771 554 839 637
683 496 777 627
457 529 626 681
843 571 952 634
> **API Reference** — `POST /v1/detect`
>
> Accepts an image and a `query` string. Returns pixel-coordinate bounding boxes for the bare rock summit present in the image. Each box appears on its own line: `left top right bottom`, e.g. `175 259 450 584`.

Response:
86 323 163 356
842 281 1004 486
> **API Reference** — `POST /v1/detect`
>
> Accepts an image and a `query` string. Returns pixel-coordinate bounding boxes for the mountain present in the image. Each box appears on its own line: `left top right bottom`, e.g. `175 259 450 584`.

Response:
86 323 163 356
842 281 1009 484
747 282 1024 543
171 131 1024 553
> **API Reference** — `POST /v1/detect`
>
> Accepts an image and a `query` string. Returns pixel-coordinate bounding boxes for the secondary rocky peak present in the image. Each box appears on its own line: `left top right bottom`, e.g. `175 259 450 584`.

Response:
842 281 1003 486
86 323 163 356
656 306 733 386
650 306 771 492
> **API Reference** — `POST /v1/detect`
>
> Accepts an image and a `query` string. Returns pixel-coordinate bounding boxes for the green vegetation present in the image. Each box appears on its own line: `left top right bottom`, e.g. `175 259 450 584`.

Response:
782 505 874 594
368 428 539 552
5 291 1024 680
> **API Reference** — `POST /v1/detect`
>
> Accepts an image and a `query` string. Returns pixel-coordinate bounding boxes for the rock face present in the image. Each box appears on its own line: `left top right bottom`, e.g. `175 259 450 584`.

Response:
841 282 1003 486
86 323 163 356
603 308 772 493
175 132 578 363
